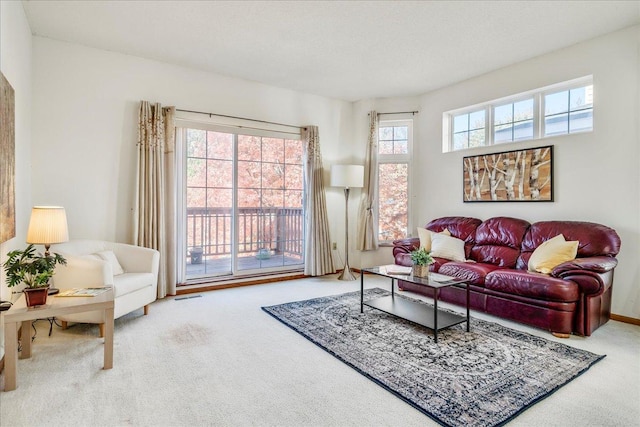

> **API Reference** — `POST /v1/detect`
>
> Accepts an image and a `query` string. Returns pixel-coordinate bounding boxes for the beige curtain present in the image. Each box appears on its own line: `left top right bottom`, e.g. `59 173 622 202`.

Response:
302 126 335 276
357 111 379 251
135 101 176 298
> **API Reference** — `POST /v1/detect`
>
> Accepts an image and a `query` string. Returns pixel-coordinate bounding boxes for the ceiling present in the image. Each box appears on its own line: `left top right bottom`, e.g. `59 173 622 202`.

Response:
22 1 640 102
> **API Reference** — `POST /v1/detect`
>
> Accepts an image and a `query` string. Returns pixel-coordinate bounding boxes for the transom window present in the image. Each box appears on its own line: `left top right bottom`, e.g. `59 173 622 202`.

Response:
494 98 534 143
453 110 485 150
544 85 593 136
444 76 593 152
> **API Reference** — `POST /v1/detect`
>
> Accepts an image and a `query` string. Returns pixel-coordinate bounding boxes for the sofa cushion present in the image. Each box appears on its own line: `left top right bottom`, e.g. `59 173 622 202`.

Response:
425 217 481 259
113 273 155 298
470 217 530 268
528 234 578 274
517 221 621 269
430 233 466 262
438 262 502 286
417 227 450 251
485 269 579 302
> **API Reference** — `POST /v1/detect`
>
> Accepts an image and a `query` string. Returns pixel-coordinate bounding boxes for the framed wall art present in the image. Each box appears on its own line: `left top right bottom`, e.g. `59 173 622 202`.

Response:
463 145 553 202
1 71 16 242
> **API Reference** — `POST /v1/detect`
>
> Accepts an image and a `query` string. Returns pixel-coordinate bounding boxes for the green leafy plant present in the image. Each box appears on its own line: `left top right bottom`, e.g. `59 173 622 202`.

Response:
3 244 67 288
410 247 434 266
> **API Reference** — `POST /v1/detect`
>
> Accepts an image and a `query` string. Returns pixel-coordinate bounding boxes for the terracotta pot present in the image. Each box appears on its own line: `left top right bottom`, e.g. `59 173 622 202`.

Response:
412 265 430 278
24 287 49 307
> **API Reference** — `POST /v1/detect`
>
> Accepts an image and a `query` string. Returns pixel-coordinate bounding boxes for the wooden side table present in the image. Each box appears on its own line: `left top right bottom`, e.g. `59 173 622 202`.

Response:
2 288 114 391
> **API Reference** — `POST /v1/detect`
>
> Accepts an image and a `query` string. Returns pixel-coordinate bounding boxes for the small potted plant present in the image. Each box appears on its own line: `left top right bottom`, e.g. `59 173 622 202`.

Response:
3 244 66 307
410 247 434 278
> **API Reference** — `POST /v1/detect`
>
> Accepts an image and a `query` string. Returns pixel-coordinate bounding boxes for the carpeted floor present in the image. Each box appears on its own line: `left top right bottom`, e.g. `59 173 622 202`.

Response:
262 288 604 427
0 274 638 426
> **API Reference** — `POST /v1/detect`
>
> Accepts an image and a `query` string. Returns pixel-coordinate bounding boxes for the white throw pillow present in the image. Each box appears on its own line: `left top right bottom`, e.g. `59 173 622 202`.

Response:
95 250 125 276
417 227 451 251
430 233 466 262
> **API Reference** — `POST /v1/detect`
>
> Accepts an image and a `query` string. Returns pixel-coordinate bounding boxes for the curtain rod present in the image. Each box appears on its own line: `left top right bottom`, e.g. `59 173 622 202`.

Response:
176 108 306 130
368 111 419 116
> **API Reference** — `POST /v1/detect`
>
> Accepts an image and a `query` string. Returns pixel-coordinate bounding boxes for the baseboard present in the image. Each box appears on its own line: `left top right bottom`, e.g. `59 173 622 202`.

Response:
611 313 640 326
177 273 307 295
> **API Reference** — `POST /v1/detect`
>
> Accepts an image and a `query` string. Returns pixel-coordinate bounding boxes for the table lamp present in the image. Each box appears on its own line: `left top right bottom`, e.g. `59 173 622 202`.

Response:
26 206 69 295
331 164 364 280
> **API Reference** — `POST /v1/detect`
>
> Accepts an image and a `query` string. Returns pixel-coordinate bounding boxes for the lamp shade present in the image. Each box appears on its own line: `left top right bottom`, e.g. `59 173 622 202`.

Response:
330 164 364 188
26 206 69 245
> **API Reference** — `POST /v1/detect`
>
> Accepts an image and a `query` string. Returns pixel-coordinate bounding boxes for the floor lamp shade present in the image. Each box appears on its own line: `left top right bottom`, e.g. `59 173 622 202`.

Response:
330 165 364 189
26 206 69 247
330 164 364 281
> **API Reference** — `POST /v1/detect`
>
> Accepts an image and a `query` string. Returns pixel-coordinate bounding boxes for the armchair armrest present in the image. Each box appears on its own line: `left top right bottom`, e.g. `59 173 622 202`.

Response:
53 255 114 288
113 244 160 276
392 237 420 258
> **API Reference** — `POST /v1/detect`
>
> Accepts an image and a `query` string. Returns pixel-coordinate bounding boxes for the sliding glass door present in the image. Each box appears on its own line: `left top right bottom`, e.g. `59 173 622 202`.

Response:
179 127 304 283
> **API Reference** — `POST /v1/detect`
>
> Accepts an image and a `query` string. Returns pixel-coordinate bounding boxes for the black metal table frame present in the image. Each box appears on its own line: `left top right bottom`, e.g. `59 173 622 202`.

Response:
360 266 470 343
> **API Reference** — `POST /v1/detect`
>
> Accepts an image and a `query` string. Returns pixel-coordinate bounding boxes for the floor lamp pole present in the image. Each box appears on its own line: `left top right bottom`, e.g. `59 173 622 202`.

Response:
338 187 357 281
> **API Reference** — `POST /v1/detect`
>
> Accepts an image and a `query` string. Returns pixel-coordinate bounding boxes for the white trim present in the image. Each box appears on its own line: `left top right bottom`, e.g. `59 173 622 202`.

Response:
175 110 301 140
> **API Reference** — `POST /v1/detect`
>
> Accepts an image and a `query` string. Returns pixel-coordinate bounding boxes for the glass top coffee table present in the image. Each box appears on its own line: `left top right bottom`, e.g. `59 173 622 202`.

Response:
361 265 470 343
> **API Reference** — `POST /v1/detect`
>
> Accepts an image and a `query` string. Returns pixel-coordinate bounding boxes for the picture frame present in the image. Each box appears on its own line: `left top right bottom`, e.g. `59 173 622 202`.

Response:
463 145 553 202
1 71 16 242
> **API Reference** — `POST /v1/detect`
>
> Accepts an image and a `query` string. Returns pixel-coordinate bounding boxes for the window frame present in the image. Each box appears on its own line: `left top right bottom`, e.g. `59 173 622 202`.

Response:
377 119 413 243
443 76 593 153
175 121 305 285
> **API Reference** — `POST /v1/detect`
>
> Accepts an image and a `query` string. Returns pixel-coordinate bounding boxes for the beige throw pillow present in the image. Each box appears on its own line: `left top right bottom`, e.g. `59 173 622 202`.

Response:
95 250 125 276
528 234 579 274
417 227 451 251
430 232 466 262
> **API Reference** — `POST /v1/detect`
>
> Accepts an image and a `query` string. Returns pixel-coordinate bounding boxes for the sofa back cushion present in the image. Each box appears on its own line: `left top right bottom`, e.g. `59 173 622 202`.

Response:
426 216 482 259
516 221 621 269
469 217 531 268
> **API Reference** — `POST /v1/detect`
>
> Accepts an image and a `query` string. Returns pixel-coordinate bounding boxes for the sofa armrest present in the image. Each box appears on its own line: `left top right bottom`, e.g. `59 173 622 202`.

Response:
392 237 420 258
552 256 617 296
551 256 618 276
53 255 114 288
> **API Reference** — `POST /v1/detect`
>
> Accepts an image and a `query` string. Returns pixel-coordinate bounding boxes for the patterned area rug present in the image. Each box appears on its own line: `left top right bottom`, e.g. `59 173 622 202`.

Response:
262 288 604 427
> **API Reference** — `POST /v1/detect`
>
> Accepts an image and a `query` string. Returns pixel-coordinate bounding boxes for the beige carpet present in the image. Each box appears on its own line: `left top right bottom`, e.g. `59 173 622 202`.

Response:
1 274 639 426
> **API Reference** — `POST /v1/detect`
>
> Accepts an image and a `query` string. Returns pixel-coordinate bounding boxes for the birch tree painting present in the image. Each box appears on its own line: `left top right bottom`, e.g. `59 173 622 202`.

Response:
463 146 553 202
0 72 15 242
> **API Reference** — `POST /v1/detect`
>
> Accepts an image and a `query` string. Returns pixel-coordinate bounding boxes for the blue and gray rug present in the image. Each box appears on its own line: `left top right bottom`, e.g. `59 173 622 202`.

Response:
262 288 604 427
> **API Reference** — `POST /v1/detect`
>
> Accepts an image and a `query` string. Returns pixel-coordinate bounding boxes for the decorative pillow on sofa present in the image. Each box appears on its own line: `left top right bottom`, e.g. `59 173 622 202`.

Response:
95 250 125 276
417 227 451 251
528 234 579 274
430 232 466 262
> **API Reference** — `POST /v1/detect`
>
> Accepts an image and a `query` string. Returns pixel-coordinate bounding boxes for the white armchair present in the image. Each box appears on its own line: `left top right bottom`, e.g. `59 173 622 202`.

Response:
51 240 160 336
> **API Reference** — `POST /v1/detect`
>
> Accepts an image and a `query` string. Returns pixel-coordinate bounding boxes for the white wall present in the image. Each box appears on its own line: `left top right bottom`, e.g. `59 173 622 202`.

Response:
354 26 640 319
30 37 353 260
28 25 640 320
0 0 33 360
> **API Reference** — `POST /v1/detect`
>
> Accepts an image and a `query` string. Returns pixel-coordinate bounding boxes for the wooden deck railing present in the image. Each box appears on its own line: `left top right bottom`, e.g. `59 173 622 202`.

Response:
186 207 304 258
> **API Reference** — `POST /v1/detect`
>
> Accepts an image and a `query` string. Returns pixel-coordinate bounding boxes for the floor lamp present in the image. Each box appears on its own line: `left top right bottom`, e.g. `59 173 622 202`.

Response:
331 164 364 281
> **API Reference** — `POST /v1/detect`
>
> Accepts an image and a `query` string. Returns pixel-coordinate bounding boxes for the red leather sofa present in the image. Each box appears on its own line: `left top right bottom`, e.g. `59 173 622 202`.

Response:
392 216 621 336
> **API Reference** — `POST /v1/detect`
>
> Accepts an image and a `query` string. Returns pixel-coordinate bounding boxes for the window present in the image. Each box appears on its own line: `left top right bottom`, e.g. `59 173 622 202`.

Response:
494 98 534 143
377 120 412 242
178 126 304 283
453 110 485 150
444 76 593 152
544 85 593 136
